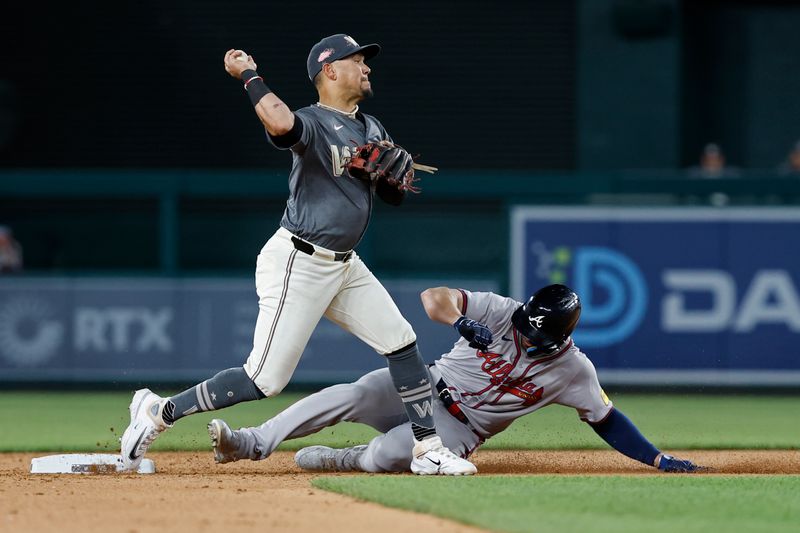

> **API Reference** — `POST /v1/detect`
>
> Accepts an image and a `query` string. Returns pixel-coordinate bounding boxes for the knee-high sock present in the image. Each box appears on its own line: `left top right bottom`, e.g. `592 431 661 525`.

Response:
589 408 660 466
385 343 436 441
164 367 265 424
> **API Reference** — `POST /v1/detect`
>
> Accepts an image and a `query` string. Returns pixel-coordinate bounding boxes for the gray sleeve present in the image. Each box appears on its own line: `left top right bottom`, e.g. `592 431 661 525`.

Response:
460 290 517 332
554 354 613 423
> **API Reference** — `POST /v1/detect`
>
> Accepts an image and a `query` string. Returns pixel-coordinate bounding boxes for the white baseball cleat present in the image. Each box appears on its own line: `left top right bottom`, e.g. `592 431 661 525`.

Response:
410 436 477 476
208 419 247 464
294 445 367 472
119 389 171 472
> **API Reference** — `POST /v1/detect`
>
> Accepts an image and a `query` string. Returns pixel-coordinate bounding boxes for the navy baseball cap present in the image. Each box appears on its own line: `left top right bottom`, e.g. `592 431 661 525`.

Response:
307 34 381 81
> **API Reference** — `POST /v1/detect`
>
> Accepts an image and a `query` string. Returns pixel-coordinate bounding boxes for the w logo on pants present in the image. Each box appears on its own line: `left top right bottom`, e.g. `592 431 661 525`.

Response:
412 401 434 418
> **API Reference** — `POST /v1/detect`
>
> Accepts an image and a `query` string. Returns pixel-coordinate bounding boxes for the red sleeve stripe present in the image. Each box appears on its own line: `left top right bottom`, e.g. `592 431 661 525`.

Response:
458 289 468 315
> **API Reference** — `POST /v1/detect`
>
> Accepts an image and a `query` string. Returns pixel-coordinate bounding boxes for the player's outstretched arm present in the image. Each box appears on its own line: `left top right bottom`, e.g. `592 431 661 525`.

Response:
223 49 295 137
588 408 702 473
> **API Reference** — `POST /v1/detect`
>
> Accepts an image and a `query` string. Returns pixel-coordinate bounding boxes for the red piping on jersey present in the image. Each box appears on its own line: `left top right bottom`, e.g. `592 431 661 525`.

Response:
486 338 574 406
473 329 524 405
474 337 574 409
468 330 524 408
458 288 468 315
460 342 523 399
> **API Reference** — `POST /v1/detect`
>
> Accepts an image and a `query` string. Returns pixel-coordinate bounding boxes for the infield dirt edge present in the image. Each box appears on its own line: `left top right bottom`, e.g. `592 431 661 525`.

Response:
1 450 798 533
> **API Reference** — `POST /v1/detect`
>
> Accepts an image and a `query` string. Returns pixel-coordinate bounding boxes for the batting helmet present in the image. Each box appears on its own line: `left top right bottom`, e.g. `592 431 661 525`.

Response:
511 284 581 350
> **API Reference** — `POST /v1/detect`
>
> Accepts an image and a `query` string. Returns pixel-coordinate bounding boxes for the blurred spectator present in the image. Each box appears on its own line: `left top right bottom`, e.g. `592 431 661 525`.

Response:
777 140 800 176
0 225 23 273
688 143 740 178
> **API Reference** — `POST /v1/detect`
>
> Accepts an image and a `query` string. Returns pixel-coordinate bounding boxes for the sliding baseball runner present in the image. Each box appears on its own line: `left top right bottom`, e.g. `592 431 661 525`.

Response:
208 284 702 474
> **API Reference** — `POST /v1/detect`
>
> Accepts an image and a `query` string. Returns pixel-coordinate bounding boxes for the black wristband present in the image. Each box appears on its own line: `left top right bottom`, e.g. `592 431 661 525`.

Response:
241 69 271 106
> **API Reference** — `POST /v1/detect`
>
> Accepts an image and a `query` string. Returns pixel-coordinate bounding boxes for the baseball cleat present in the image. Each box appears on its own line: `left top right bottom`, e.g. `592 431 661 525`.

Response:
410 436 477 476
208 418 247 464
119 389 171 472
294 445 367 472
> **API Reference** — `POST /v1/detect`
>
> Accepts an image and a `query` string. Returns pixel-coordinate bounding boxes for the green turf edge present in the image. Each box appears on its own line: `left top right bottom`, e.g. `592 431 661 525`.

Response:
312 475 800 533
2 392 800 452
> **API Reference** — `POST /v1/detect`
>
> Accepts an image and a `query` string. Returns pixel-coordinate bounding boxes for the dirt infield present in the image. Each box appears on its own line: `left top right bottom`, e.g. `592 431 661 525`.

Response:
1 450 798 533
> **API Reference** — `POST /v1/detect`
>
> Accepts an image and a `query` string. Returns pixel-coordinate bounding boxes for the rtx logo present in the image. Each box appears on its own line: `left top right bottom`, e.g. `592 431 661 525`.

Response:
75 307 173 352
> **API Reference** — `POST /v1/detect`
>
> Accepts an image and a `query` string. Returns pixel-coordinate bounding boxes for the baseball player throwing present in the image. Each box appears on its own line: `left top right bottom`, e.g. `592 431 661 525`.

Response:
120 34 475 476
207 284 701 474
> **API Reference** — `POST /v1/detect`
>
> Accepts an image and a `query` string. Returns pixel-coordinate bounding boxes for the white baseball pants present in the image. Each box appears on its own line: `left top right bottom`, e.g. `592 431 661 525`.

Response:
243 227 416 396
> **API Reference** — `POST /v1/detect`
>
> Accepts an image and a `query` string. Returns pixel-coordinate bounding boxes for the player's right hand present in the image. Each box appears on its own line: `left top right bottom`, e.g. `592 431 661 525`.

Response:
453 316 493 351
224 49 258 79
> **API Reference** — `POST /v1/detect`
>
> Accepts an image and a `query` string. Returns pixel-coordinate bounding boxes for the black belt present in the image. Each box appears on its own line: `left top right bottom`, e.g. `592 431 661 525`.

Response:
291 236 353 262
435 378 471 426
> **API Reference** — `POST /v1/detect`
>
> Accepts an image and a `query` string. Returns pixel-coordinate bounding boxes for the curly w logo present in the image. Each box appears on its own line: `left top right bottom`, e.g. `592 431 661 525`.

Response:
412 401 434 417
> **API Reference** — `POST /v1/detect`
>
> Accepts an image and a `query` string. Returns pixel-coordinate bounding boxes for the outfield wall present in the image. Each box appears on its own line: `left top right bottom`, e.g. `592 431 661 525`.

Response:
2 207 800 387
512 207 800 386
0 278 497 384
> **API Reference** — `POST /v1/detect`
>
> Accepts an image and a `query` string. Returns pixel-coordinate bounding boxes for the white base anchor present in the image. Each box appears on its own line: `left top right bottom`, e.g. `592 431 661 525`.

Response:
30 454 155 474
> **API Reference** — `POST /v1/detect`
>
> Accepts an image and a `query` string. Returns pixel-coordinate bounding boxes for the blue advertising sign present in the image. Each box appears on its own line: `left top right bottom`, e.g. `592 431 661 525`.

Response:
0 278 497 383
511 207 800 385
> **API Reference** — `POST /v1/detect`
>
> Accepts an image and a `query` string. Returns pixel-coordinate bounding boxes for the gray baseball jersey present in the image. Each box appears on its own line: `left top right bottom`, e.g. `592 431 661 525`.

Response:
269 104 391 252
434 289 612 437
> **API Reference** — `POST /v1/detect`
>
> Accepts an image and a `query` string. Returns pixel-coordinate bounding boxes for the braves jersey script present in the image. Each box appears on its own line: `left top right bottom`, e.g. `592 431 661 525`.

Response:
268 104 391 252
434 290 612 438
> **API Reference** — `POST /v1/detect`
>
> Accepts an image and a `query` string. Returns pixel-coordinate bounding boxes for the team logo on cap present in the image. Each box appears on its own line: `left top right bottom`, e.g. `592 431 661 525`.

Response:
529 315 545 328
318 48 335 62
344 35 359 47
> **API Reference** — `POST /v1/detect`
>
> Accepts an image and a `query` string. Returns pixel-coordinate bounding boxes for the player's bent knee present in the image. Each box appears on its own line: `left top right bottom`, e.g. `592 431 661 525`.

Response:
377 322 416 355
243 363 292 398
252 375 289 398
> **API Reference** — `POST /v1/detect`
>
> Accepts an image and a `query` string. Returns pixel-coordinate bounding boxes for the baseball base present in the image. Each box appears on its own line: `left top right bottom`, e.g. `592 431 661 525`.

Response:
30 453 155 474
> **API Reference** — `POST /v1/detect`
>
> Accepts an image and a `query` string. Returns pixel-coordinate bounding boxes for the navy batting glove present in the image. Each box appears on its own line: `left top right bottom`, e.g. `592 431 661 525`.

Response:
453 316 493 351
656 453 699 473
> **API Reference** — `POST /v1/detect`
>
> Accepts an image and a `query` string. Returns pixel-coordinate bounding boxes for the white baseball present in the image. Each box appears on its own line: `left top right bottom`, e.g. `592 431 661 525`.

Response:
235 51 248 61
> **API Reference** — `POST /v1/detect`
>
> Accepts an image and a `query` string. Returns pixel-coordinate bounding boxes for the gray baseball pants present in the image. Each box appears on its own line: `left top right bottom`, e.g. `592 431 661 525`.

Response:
241 367 482 472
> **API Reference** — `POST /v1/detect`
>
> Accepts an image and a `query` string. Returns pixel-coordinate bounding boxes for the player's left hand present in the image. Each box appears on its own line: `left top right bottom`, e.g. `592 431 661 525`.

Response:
345 143 436 193
453 316 493 351
224 49 258 79
656 453 704 473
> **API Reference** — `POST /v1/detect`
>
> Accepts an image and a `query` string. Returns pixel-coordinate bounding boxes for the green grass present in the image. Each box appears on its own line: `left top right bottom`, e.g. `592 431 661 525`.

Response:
1 391 798 451
493 394 800 450
4 391 798 532
0 391 377 452
313 475 800 533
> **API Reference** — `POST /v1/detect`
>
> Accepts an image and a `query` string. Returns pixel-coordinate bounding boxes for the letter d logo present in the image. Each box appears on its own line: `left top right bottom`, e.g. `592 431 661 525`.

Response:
572 247 647 348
